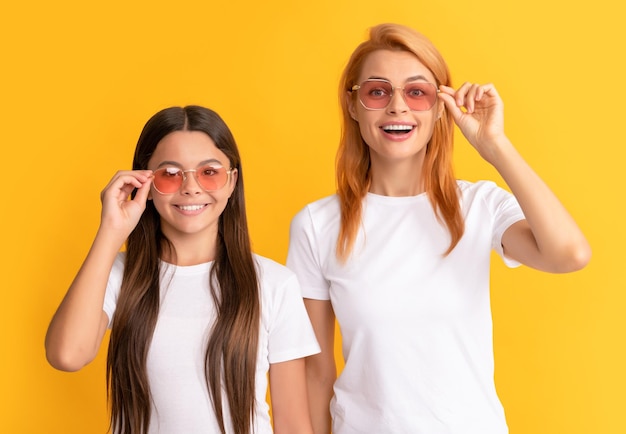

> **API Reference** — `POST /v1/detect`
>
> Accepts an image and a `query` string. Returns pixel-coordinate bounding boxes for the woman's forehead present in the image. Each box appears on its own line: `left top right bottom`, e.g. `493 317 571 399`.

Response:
359 50 435 83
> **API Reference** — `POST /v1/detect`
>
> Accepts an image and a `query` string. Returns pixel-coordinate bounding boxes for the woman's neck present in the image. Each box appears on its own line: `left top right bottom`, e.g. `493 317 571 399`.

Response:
368 157 425 197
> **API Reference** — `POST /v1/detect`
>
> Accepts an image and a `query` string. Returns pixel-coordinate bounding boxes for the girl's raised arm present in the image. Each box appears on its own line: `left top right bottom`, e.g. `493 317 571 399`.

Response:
45 170 152 371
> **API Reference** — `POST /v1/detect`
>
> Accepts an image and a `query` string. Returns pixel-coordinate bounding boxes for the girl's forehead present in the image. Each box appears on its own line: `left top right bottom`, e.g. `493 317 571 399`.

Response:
149 131 228 166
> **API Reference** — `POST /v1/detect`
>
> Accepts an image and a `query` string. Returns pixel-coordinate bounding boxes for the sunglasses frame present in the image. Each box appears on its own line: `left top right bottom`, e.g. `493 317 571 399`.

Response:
152 165 234 195
351 79 440 111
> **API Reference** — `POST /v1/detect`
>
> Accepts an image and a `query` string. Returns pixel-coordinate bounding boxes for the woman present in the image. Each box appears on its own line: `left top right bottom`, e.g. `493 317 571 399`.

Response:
46 105 320 434
287 24 590 434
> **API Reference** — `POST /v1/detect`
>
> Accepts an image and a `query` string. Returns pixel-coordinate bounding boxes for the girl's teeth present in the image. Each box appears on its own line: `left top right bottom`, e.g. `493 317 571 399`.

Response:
179 205 204 211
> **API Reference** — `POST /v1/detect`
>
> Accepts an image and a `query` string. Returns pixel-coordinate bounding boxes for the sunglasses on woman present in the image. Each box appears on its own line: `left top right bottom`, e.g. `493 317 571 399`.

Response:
351 79 439 111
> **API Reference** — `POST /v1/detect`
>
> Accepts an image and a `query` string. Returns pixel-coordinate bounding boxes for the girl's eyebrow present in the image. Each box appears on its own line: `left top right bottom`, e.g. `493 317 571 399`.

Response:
155 158 225 169
198 159 225 167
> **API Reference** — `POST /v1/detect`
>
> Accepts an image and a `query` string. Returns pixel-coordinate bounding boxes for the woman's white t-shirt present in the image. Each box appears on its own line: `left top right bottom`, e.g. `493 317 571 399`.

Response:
287 180 525 434
103 253 320 434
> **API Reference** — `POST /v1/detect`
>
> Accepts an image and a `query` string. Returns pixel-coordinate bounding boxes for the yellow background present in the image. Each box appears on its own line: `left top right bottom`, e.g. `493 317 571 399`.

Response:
1 0 623 433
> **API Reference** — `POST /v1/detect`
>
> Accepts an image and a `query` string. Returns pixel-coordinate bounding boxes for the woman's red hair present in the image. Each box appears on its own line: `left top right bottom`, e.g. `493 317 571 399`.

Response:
336 23 464 261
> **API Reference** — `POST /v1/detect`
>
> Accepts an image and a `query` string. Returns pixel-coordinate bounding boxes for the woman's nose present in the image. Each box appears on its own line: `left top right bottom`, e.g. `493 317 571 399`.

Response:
386 89 409 114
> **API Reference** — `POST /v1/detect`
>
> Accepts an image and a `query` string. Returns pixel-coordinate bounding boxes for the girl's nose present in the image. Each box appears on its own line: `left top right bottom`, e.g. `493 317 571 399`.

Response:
181 172 202 195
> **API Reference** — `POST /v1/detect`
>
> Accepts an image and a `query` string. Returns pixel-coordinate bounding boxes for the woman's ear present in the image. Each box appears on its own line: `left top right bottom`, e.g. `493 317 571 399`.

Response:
437 101 445 120
347 91 358 122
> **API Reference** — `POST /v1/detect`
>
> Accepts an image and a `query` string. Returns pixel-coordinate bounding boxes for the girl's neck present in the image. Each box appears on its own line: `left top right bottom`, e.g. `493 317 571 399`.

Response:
161 233 218 266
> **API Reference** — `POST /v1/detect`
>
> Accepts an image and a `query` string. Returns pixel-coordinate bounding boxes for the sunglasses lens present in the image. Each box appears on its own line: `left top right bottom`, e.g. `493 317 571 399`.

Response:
196 165 229 191
359 80 393 109
357 80 437 111
404 83 437 111
152 165 230 194
153 167 183 193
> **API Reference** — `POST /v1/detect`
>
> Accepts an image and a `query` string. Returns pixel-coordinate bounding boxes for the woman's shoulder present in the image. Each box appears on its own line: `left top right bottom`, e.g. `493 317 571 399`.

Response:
456 179 520 216
291 194 340 230
457 179 499 191
294 194 339 216
457 179 511 199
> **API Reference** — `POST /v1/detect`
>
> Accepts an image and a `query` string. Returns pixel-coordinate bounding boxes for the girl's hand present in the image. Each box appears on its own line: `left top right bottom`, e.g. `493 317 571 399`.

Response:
99 170 153 235
438 83 508 164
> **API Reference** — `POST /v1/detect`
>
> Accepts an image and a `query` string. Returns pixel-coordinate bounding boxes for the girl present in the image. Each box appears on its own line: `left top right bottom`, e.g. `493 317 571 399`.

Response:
46 105 319 434
287 24 591 434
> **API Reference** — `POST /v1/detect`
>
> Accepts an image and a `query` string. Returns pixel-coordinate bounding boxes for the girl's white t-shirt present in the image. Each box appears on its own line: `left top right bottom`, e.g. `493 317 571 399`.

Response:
103 253 320 434
287 180 525 434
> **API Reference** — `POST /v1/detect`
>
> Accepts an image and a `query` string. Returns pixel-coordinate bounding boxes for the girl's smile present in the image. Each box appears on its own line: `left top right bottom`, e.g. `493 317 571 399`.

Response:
148 130 237 243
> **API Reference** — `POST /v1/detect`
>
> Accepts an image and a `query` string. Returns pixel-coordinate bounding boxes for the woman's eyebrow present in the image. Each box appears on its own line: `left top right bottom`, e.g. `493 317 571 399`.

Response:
366 74 430 82
406 75 430 82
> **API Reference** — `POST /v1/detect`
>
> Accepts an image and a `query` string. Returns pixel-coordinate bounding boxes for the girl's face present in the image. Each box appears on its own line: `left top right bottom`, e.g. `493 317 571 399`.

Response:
348 49 444 168
147 130 237 244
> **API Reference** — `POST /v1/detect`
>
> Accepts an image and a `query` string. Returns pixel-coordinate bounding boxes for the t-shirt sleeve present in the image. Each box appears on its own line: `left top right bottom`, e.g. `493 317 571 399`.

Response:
103 253 125 328
267 273 321 364
483 182 526 268
286 206 331 300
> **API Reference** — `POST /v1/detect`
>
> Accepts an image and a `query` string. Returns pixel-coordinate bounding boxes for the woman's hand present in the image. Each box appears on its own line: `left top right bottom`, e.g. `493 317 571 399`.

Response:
99 170 153 236
440 83 591 273
438 83 507 164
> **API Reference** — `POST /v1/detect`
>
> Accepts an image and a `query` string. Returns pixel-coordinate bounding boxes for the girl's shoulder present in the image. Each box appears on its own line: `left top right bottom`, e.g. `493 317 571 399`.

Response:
252 254 304 306
111 251 127 276
253 254 297 286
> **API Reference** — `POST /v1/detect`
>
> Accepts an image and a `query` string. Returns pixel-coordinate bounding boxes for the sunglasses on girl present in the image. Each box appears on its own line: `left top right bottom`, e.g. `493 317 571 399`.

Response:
152 164 233 194
351 79 439 111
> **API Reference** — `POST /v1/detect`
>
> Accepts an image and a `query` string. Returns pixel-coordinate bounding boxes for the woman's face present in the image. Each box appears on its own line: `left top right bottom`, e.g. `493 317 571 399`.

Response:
147 130 237 244
348 49 443 168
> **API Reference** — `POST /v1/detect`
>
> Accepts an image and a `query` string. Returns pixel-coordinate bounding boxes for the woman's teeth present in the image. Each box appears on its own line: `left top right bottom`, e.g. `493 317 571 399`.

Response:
382 125 414 133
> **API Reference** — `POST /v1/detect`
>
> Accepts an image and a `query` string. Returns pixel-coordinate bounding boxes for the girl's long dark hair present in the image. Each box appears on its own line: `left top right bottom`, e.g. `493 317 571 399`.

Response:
106 106 260 434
